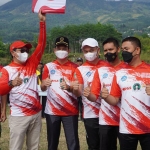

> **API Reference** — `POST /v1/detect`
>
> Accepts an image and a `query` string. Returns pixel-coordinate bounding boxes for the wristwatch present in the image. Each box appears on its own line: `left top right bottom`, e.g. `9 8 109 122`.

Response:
8 80 14 87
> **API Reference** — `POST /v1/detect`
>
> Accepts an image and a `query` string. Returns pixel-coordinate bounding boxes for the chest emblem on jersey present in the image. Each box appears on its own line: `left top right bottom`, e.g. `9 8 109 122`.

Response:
86 71 92 77
133 83 141 91
103 73 108 79
50 70 55 75
0 72 2 78
121 76 127 81
24 78 29 83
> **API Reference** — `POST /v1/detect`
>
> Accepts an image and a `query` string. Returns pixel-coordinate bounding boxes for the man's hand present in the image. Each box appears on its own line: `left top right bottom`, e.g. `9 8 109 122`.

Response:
42 75 52 87
72 73 79 91
83 82 91 98
38 10 46 22
60 78 70 90
145 84 150 96
0 110 7 122
101 83 109 99
12 72 23 87
0 95 7 122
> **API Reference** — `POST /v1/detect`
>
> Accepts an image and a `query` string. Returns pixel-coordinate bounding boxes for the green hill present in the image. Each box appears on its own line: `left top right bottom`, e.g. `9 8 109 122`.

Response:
1 0 150 42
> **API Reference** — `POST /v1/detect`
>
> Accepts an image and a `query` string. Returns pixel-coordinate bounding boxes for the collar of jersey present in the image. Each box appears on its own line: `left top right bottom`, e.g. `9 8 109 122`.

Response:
129 61 145 69
54 59 70 66
84 59 102 66
9 61 26 67
112 61 124 69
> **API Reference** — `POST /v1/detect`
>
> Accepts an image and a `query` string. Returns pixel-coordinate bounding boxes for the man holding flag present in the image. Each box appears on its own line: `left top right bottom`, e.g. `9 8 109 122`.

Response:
0 11 46 150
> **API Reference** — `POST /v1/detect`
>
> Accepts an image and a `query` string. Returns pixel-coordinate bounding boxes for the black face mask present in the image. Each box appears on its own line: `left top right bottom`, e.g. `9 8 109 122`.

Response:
104 52 117 62
122 51 133 63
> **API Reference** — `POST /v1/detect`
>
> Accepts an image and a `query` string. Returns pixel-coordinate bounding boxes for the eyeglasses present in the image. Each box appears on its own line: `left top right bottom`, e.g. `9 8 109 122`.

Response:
14 48 29 53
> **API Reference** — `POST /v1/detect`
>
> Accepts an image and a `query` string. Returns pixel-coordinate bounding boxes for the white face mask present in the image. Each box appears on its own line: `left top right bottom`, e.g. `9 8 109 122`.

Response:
84 51 97 61
55 50 68 59
16 52 28 62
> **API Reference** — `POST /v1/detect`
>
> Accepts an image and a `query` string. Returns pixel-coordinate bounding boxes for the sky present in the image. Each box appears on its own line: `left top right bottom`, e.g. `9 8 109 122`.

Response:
0 0 11 6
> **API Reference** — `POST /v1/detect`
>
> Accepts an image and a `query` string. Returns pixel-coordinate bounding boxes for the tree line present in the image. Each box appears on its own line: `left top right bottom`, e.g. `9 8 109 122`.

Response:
0 23 150 65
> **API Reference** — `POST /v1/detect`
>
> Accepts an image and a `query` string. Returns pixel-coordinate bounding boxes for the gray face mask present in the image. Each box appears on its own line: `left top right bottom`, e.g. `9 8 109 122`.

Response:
84 51 97 61
16 52 28 62
55 50 68 59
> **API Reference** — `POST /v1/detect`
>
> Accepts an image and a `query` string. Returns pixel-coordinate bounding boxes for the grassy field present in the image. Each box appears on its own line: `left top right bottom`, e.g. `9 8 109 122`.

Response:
0 106 141 150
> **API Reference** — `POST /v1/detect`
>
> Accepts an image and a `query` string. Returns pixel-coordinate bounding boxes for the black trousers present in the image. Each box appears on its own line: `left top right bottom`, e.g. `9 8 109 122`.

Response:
83 118 100 150
99 125 119 150
78 97 83 119
41 96 46 118
118 133 150 150
45 114 80 150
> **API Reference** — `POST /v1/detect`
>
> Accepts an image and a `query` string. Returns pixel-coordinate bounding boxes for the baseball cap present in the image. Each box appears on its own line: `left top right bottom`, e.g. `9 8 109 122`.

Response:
39 61 43 65
55 36 69 47
76 57 83 62
10 41 32 52
81 38 99 49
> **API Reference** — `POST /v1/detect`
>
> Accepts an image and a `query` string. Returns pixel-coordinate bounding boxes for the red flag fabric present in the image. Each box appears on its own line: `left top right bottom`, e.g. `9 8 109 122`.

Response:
32 0 66 14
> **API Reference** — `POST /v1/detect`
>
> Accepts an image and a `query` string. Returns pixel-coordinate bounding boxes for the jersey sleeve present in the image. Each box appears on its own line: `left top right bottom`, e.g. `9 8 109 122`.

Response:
91 69 101 99
28 22 46 65
110 74 121 98
42 65 49 80
75 68 83 84
0 68 12 95
70 63 78 82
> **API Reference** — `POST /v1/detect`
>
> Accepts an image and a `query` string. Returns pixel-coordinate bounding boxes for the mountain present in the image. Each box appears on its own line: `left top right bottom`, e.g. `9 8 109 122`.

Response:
1 0 150 42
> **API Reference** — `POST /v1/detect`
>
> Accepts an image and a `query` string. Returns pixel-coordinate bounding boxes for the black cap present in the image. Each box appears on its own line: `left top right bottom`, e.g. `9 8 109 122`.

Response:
39 61 43 65
55 36 69 47
76 57 83 62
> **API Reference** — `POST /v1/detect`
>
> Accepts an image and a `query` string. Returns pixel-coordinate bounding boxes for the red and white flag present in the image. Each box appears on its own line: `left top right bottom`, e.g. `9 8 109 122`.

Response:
32 0 66 14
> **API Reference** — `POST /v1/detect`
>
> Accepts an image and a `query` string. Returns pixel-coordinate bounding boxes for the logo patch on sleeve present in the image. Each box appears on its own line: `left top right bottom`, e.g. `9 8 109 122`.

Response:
24 78 29 83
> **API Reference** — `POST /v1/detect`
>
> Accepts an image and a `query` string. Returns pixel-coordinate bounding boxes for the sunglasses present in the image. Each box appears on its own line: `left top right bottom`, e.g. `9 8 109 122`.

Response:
14 48 29 53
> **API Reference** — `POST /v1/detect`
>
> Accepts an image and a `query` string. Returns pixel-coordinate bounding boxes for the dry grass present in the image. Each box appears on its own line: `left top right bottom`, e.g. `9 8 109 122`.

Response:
0 106 88 150
0 106 141 150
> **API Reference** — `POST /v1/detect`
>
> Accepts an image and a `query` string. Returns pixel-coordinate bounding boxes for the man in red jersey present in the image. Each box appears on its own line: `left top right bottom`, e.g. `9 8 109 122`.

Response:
41 36 79 150
0 65 3 137
0 65 3 118
72 38 108 150
0 11 46 150
84 38 126 150
102 37 150 150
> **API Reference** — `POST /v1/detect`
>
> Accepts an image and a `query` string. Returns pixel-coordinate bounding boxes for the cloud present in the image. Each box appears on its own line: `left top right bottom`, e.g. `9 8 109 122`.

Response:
0 0 12 6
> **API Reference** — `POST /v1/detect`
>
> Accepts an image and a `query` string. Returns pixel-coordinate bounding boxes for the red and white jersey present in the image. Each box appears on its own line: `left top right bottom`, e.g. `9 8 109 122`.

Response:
75 60 108 119
110 62 150 134
0 22 46 116
42 60 78 116
0 65 3 103
91 62 126 126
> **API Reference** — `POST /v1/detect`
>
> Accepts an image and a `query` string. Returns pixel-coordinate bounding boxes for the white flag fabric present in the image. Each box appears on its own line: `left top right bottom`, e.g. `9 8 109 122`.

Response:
32 0 66 14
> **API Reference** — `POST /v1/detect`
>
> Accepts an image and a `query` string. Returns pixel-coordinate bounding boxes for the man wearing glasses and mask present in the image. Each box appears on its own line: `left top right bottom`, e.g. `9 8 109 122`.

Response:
0 11 46 150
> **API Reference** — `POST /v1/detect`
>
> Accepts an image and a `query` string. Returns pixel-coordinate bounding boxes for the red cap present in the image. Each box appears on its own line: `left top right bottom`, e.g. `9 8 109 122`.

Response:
10 41 32 51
